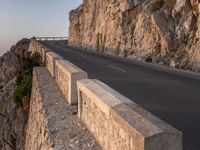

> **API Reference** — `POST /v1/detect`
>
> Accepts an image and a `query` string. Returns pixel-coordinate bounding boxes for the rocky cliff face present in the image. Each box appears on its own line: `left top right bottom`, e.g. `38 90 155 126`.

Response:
0 39 30 150
68 0 200 71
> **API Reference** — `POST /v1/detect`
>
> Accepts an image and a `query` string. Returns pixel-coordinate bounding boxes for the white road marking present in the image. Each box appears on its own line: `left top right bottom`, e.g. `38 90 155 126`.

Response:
108 65 127 73
76 53 87 58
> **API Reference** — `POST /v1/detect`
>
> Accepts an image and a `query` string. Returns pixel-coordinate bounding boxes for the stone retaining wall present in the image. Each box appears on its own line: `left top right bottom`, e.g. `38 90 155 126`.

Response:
28 38 183 150
25 68 55 150
77 79 182 150
28 39 48 62
55 59 87 104
25 67 100 150
46 52 63 78
41 47 50 63
28 39 38 53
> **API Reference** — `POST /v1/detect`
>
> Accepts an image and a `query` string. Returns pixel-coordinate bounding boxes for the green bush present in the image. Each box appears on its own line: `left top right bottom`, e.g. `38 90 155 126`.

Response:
19 52 42 75
13 52 41 106
13 73 32 106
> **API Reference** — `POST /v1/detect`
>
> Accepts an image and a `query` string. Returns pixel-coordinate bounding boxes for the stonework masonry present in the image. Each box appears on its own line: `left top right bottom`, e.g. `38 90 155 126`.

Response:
28 39 50 63
28 39 38 54
77 79 182 150
41 47 50 63
46 52 63 78
25 68 54 150
25 67 100 150
28 39 183 149
55 59 87 104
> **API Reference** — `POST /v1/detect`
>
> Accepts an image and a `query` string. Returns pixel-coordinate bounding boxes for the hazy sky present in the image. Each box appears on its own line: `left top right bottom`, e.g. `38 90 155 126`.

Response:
0 0 82 56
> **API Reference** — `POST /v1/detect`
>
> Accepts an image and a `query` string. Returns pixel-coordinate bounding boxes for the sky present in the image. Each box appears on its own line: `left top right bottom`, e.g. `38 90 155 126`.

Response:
0 0 82 56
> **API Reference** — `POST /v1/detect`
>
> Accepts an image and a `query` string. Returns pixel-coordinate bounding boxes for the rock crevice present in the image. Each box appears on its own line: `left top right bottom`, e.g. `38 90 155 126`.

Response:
68 0 200 71
0 39 30 150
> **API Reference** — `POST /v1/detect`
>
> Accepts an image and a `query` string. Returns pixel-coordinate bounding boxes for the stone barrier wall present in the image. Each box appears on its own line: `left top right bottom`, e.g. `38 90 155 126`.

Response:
29 39 88 105
41 47 50 63
25 68 55 150
55 59 87 104
46 52 63 78
28 39 38 53
28 38 183 150
28 39 48 62
77 79 182 150
25 67 95 150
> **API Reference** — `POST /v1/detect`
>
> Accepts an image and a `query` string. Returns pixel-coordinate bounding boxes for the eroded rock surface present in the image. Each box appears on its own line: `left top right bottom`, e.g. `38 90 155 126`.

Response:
0 39 30 150
68 0 200 71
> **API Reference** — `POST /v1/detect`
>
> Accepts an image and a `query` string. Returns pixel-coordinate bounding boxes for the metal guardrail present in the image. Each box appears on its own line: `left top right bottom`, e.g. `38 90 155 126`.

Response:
34 37 68 41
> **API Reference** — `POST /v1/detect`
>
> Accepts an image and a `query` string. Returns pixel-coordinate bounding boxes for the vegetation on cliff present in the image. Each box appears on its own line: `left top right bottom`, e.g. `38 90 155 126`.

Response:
13 52 42 106
0 38 40 150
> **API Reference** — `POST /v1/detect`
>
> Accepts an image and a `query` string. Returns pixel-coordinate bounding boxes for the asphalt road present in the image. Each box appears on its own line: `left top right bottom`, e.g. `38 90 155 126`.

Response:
40 40 200 150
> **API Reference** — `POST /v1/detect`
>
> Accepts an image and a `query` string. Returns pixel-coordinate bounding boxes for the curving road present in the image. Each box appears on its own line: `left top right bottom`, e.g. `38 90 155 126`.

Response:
40 40 200 150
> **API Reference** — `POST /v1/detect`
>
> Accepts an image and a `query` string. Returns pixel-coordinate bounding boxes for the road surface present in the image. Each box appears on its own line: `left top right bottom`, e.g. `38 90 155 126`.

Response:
40 40 200 150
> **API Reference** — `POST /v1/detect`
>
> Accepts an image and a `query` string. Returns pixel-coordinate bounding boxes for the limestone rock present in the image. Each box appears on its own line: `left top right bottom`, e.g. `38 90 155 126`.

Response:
68 0 200 72
0 39 30 150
